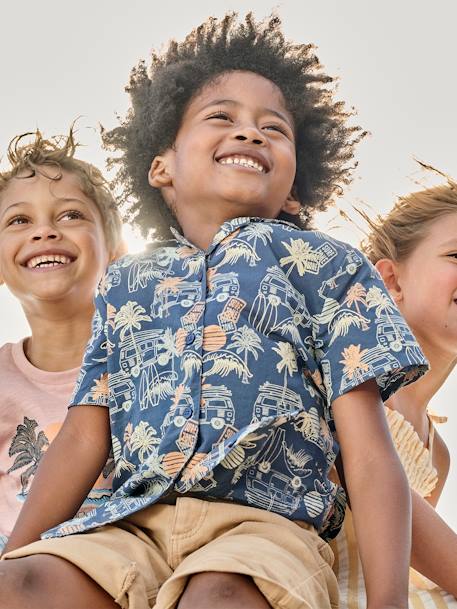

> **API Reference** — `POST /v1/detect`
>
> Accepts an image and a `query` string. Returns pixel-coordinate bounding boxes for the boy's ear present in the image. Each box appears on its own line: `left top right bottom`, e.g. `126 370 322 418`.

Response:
148 151 174 188
375 258 403 304
281 190 301 216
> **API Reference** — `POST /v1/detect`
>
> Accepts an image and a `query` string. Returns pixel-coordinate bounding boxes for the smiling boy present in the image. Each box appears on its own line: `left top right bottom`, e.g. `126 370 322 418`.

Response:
0 15 428 609
0 129 122 549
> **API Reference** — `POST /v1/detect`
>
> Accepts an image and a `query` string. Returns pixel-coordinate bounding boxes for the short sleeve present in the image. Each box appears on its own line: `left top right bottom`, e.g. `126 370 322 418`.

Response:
311 244 428 404
69 286 109 408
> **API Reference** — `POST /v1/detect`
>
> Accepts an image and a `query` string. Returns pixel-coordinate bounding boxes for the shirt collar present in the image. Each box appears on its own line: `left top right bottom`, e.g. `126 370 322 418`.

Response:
170 217 300 254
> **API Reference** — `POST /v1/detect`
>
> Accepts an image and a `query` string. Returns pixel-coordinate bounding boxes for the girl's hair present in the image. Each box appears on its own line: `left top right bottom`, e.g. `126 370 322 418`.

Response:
0 128 123 253
362 175 457 264
103 13 364 239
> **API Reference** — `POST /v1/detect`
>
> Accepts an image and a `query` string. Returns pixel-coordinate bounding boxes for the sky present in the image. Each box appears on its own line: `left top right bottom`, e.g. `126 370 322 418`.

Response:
1 0 456 527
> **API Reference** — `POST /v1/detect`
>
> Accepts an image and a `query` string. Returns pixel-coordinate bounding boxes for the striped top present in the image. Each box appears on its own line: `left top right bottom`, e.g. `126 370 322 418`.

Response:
330 407 456 609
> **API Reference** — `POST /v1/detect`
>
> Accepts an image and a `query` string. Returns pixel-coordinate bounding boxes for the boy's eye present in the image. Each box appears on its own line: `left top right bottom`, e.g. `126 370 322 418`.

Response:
60 210 84 221
263 124 290 137
7 215 29 226
207 111 231 121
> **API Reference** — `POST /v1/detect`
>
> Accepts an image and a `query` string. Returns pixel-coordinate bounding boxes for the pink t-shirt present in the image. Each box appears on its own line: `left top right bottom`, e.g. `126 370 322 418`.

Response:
0 339 112 543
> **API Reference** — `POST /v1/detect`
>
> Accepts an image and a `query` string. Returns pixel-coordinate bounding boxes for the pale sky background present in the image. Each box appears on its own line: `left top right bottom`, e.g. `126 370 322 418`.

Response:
1 1 456 527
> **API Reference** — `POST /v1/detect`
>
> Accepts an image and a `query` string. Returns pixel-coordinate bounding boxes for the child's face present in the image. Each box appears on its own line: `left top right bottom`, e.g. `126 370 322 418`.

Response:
151 71 299 225
394 212 457 358
0 169 110 312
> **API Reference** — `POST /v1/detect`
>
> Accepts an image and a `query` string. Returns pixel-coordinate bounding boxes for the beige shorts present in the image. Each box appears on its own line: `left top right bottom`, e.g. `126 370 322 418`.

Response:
4 497 338 609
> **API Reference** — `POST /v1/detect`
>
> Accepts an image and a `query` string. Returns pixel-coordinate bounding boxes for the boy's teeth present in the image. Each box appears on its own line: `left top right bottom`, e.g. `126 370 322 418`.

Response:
219 156 265 172
27 254 72 269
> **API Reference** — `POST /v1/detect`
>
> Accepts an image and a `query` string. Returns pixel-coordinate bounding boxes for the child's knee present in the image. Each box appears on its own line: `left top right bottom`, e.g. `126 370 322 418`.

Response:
0 556 47 603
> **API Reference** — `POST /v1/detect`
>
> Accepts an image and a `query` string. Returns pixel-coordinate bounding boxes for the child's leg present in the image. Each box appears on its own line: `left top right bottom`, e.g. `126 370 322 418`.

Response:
1 512 174 609
0 555 117 609
177 572 272 609
153 498 338 609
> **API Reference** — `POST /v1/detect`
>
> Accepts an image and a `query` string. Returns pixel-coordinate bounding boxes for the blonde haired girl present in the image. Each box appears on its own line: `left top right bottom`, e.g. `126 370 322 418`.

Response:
332 176 457 607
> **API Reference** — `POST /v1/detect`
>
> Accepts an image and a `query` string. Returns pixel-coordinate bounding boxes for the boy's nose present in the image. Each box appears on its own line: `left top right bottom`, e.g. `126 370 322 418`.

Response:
31 225 61 241
233 127 265 146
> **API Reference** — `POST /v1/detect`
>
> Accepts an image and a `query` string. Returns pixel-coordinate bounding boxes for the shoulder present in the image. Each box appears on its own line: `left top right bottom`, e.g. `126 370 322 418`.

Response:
99 242 179 298
268 222 369 268
0 341 13 357
0 341 20 366
266 223 377 296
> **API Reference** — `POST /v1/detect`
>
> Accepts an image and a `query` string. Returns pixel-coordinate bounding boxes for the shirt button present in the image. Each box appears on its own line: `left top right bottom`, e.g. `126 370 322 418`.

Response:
185 332 195 345
182 407 193 419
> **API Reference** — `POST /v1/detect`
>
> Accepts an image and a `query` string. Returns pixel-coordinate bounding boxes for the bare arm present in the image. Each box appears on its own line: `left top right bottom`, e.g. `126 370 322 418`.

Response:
333 380 410 609
410 489 457 595
427 429 450 507
3 405 111 554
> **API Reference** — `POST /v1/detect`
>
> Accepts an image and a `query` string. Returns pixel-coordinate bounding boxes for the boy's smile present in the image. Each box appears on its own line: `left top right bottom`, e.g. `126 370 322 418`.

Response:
150 71 300 249
0 169 109 313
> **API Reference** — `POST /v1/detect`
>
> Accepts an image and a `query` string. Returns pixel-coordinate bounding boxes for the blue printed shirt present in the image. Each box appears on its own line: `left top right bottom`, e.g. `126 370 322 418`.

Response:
45 218 428 540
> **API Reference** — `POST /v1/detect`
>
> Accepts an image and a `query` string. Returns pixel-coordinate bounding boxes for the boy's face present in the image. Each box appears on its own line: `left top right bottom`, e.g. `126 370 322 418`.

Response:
0 169 110 312
150 71 299 226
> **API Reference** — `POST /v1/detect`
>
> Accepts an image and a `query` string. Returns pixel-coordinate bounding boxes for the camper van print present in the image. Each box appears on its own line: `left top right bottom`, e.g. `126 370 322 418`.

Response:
160 391 195 435
200 385 235 430
245 428 302 515
207 272 240 303
119 329 164 377
150 280 201 318
109 370 136 416
376 314 423 362
249 267 310 334
253 382 303 421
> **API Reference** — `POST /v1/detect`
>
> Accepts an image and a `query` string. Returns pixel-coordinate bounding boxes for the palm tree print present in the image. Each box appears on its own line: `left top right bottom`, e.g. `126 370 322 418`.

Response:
114 301 152 375
92 373 109 403
280 239 321 277
244 223 274 249
328 310 370 345
339 344 369 381
344 283 367 315
365 285 401 344
129 421 160 463
365 286 395 318
218 242 260 268
7 417 49 496
272 342 298 401
203 350 252 382
229 325 264 383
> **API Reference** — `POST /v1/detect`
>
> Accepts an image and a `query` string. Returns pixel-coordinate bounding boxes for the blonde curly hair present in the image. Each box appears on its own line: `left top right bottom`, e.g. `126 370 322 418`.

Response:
0 128 123 254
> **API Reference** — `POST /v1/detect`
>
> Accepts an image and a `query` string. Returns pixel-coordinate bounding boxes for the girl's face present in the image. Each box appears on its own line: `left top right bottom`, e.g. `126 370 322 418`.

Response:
394 212 457 359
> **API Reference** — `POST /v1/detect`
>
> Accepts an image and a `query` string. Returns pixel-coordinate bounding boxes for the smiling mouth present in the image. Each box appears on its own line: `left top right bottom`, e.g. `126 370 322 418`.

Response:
26 254 74 269
217 154 267 173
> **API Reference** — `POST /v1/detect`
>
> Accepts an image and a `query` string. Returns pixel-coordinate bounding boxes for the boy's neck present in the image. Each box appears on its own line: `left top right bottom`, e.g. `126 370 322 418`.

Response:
23 302 95 372
176 203 258 250
182 223 220 251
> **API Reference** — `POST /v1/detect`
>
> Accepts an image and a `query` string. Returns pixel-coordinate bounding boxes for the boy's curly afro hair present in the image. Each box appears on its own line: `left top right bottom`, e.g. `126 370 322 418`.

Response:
104 13 364 239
